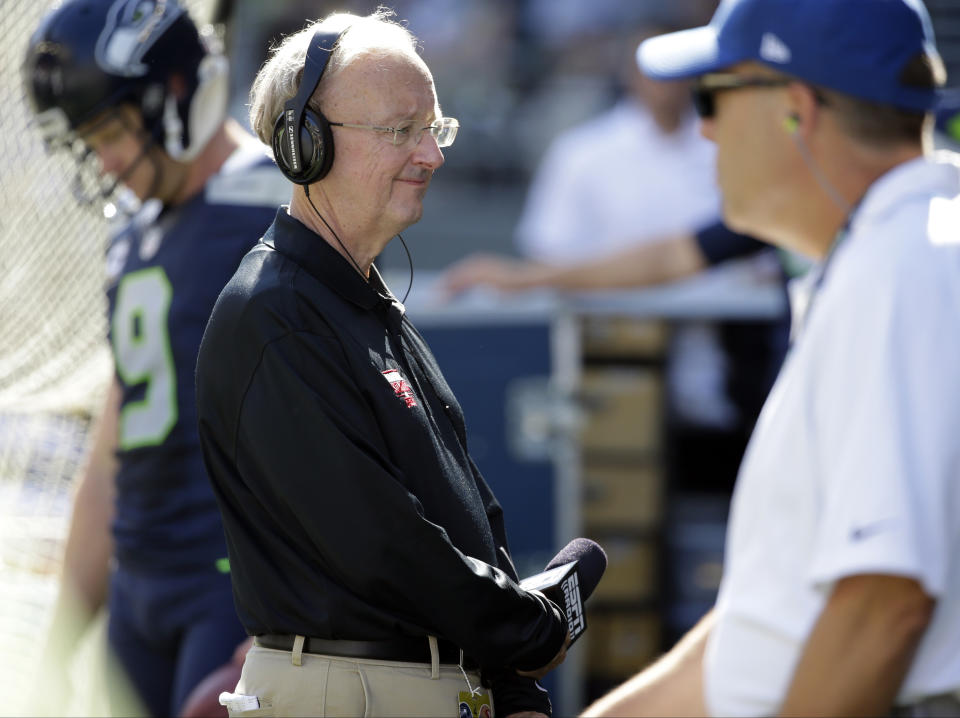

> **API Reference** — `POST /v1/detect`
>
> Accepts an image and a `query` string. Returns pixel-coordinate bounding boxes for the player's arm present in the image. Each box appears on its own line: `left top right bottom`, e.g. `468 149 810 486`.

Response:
778 573 934 717
440 221 769 297
581 609 713 717
42 379 120 660
440 232 706 296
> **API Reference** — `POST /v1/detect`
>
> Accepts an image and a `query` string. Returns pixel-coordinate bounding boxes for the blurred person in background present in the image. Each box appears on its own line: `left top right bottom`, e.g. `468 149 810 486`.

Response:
442 11 788 489
585 0 960 715
512 24 718 265
196 9 568 718
22 0 287 714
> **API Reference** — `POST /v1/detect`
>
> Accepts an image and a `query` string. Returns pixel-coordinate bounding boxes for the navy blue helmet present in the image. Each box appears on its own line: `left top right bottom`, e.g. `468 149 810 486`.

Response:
23 0 227 161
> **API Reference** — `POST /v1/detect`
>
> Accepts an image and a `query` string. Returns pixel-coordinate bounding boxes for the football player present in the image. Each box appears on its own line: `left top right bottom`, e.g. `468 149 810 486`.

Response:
23 1 287 714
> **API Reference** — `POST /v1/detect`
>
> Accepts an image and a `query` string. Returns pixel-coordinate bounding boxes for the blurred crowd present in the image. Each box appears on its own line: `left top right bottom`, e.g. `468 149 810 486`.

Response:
217 0 960 271
220 0 719 267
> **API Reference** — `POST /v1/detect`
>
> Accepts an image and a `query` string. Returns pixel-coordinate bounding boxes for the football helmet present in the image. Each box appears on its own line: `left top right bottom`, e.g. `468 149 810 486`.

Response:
23 0 228 163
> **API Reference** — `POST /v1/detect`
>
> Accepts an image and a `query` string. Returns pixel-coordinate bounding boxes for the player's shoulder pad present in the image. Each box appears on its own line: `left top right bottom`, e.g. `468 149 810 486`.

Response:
205 142 290 209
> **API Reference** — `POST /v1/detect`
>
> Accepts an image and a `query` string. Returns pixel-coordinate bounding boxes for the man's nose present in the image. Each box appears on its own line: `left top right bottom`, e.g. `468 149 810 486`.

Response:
412 132 444 170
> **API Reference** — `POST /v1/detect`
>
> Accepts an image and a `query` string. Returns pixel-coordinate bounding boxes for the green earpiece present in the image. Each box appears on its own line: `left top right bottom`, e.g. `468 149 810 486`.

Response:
784 115 800 133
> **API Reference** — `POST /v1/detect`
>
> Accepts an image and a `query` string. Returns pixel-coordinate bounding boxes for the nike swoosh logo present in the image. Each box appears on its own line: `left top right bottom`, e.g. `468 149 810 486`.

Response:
849 519 896 542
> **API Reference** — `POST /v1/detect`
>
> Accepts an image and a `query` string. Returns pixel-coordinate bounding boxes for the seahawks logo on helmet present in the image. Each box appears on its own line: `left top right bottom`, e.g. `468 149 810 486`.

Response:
95 0 185 78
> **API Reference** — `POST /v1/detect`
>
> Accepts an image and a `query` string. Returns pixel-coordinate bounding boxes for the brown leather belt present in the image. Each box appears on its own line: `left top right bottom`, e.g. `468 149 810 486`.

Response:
255 634 476 668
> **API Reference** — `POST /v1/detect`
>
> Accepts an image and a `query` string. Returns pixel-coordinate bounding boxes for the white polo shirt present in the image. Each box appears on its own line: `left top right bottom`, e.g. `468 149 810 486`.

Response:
515 99 719 262
704 154 960 716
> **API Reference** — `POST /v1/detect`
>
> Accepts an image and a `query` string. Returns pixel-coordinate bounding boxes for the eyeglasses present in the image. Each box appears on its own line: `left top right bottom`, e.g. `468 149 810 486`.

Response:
692 74 831 119
691 74 793 118
328 116 459 148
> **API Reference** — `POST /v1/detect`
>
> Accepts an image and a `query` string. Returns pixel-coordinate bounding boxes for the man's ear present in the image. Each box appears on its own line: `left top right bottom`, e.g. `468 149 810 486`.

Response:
783 82 822 137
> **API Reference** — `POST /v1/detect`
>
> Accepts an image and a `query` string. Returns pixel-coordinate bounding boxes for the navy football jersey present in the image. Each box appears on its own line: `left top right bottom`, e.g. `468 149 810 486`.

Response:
105 145 288 571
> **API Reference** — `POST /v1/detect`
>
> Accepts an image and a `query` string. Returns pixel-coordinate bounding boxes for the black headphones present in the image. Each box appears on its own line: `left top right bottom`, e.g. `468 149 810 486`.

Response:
271 30 343 185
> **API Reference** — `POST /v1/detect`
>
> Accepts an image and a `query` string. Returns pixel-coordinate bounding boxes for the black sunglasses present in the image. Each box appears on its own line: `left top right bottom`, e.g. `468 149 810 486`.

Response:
692 74 832 118
691 74 794 118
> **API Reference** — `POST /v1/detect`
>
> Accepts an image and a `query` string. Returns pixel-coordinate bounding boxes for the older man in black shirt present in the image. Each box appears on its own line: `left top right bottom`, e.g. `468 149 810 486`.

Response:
196 9 567 718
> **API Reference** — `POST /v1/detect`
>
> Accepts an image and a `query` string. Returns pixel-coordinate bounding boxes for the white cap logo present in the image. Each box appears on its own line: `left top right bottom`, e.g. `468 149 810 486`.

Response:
759 32 791 64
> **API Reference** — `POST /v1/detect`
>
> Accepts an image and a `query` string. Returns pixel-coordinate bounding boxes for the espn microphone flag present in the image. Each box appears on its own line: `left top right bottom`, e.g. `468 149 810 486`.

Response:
520 538 607 644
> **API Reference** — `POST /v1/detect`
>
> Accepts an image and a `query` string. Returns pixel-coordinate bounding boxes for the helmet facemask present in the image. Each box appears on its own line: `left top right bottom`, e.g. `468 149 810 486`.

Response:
23 0 228 210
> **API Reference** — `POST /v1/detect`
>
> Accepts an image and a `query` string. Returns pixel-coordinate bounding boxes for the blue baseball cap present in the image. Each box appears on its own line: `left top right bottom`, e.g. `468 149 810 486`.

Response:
637 0 942 112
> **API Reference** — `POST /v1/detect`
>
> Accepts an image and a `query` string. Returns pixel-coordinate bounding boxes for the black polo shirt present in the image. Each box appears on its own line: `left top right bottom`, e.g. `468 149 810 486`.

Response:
196 208 565 711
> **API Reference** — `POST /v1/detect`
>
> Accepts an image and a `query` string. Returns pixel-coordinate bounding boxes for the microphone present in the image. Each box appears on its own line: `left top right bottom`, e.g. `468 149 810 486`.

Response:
520 538 607 644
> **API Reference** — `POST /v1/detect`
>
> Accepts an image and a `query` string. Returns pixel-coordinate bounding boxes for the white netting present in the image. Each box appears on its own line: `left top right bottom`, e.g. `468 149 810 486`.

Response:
0 1 111 712
0 1 213 714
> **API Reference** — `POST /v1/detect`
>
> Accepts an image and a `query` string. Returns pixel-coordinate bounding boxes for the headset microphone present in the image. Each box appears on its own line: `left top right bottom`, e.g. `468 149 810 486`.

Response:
279 26 415 303
305 187 415 304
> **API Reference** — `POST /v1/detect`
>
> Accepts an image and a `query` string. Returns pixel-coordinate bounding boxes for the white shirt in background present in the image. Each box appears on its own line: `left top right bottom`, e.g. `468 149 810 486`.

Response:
516 99 719 263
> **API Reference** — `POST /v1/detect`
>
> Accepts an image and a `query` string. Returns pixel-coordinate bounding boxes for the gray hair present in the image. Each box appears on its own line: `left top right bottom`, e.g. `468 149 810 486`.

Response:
248 8 421 146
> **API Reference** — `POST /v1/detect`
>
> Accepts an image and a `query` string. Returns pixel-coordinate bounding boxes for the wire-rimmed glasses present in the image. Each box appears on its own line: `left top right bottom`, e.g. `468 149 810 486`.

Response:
328 116 459 147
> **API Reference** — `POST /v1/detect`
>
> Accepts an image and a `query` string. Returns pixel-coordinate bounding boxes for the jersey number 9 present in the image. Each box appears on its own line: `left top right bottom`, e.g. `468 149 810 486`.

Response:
112 268 177 450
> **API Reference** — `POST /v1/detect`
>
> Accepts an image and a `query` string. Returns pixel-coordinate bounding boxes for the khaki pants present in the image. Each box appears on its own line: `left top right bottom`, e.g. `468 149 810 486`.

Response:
222 638 489 718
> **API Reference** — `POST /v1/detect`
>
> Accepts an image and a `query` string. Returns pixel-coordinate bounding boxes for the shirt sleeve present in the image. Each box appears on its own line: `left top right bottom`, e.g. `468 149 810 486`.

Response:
483 669 553 716
807 238 960 596
234 329 567 671
467 460 559 715
694 221 768 266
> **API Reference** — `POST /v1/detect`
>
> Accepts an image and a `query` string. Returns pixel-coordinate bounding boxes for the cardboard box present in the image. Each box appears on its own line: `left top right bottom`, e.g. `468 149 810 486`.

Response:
582 463 664 530
586 609 662 678
579 368 663 455
582 317 668 360
588 535 658 603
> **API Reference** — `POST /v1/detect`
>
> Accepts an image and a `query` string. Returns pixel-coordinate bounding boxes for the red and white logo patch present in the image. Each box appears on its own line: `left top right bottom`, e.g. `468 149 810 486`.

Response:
382 369 418 408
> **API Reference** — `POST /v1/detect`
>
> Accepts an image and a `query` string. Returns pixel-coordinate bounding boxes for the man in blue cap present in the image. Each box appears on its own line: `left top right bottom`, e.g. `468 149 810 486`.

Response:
584 1 960 716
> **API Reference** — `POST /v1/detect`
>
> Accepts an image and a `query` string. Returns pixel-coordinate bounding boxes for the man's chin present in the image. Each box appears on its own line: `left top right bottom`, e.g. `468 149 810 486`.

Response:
721 200 758 236
390 204 424 232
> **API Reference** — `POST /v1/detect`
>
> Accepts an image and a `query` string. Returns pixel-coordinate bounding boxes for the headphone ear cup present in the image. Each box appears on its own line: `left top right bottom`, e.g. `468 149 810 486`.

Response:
272 107 335 184
272 112 296 181
298 109 335 184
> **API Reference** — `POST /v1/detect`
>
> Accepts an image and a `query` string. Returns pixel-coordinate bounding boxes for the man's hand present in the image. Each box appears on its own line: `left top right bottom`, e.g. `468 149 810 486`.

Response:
516 632 571 680
439 254 545 296
582 610 713 717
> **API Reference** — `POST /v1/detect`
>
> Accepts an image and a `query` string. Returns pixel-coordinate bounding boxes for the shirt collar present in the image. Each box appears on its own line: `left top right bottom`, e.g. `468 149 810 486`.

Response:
790 153 960 345
851 153 960 234
263 207 405 322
